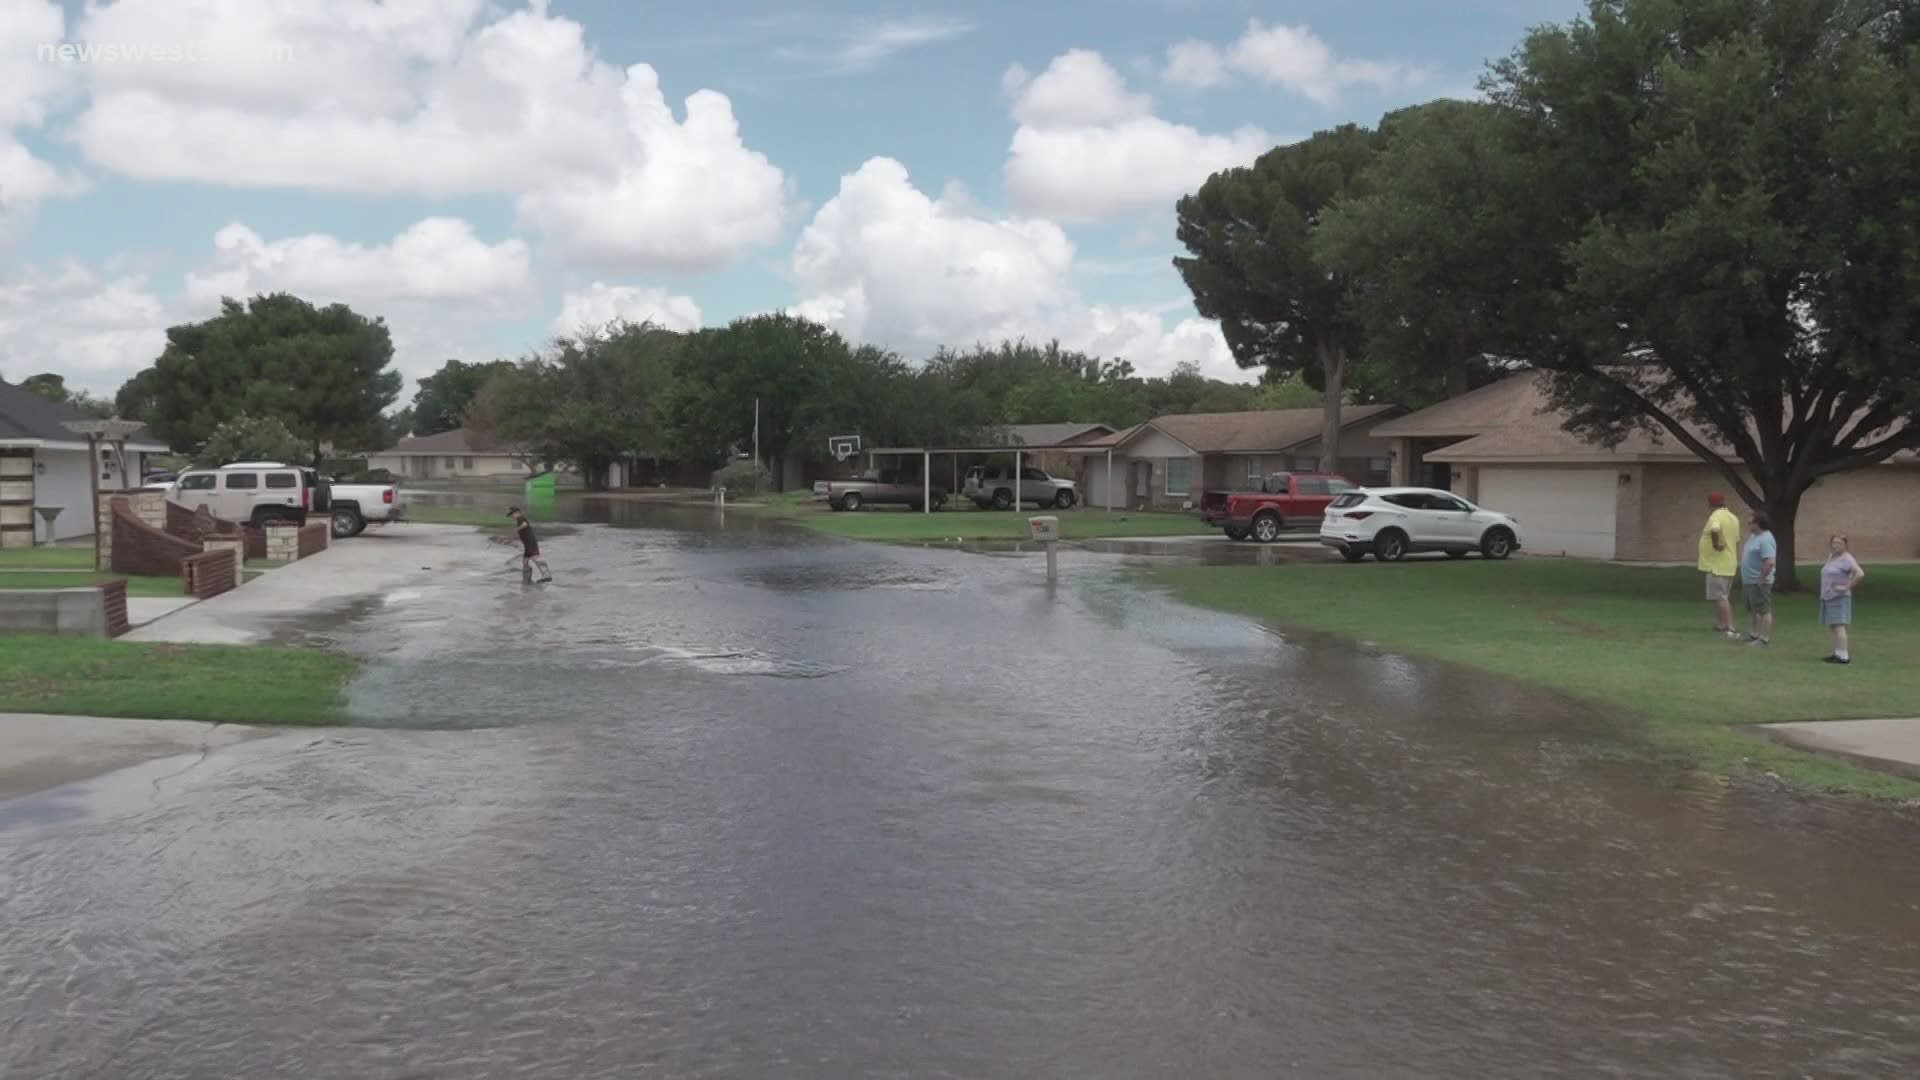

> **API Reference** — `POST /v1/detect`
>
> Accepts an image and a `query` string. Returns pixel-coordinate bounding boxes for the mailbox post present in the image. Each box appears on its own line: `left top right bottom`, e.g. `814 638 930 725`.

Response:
1029 514 1060 584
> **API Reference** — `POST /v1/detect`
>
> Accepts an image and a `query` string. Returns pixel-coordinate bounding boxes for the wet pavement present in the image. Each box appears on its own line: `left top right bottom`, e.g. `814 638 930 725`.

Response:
5 497 1920 1078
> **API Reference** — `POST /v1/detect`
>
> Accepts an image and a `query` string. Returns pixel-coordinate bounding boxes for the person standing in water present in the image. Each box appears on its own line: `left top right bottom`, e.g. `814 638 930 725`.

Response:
508 507 553 583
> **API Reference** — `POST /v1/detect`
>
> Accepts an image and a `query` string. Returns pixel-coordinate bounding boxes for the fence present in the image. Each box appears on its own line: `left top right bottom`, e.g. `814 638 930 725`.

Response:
100 578 130 637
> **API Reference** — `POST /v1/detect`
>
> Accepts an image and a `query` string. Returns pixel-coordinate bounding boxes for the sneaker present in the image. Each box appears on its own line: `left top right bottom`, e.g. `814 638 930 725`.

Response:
1722 630 1743 640
1747 638 1769 647
538 576 553 583
1823 655 1844 664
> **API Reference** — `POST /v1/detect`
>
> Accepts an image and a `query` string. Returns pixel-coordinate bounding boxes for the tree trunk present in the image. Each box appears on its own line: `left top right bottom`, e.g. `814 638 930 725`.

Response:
1317 343 1346 474
312 440 324 468
1766 489 1804 592
583 457 609 491
1445 335 1470 399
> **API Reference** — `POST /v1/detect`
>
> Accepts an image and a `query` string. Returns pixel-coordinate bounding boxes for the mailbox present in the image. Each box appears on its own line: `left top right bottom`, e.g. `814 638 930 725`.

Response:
1028 515 1060 543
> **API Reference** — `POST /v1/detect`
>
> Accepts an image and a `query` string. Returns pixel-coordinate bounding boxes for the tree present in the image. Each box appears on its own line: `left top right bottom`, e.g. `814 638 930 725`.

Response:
15 372 115 417
383 408 415 448
1482 0 1920 588
1250 374 1322 411
1315 100 1547 406
668 314 861 488
194 413 309 467
410 359 516 436
123 293 402 465
1175 125 1379 471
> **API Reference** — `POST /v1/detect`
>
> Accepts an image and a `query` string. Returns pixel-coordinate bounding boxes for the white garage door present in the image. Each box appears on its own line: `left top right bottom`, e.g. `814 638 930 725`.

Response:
1085 456 1125 509
1476 467 1617 559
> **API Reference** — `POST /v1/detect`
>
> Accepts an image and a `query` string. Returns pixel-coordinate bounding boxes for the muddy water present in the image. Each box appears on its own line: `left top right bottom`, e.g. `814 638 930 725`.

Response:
4 499 1920 1078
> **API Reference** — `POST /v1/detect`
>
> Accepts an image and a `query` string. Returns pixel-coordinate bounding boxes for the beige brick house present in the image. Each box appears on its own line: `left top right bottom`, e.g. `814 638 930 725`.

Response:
1071 405 1404 511
1373 373 1920 561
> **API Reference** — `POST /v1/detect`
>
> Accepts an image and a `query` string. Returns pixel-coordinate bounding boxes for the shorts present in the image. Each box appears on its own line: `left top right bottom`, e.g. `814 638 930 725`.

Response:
1820 594 1853 626
1742 582 1773 615
522 543 540 558
1704 573 1733 601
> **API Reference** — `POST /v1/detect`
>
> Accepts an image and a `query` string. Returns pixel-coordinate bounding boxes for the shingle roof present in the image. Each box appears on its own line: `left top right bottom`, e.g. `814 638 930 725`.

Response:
1371 373 1551 439
983 422 1115 447
382 427 518 455
1107 403 1402 454
0 380 163 447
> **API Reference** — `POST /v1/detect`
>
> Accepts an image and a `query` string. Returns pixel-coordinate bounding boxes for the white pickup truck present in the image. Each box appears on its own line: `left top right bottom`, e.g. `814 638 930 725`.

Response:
325 477 406 538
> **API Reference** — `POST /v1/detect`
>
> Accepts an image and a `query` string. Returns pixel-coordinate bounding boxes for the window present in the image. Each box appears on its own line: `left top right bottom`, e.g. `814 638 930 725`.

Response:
1164 458 1193 495
1367 457 1391 485
264 473 297 489
223 472 258 490
179 473 217 492
1293 456 1317 472
1263 472 1291 494
1437 496 1472 513
1022 467 1047 481
463 456 475 469
1246 457 1264 484
444 456 456 468
1297 477 1331 496
1384 493 1431 510
1327 478 1358 494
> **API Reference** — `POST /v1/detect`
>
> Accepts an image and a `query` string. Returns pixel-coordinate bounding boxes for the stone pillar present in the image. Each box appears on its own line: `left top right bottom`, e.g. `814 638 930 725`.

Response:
264 523 301 562
0 449 32 549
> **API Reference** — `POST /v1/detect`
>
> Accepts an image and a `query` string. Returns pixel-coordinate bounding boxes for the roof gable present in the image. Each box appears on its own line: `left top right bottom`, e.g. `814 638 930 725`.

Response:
0 380 163 447
1122 403 1402 454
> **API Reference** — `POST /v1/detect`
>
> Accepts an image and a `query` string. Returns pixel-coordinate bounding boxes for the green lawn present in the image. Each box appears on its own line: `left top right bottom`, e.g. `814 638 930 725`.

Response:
742 496 1216 541
0 546 96 570
1154 558 1920 800
0 571 185 597
0 635 357 725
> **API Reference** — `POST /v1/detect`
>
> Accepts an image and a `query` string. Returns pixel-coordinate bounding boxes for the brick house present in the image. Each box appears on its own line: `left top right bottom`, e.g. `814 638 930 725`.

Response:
1373 372 1920 561
1070 406 1405 512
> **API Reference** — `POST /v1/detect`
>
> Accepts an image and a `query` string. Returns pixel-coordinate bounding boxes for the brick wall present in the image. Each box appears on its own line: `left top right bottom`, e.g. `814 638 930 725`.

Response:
100 578 130 637
97 490 168 568
297 520 330 558
0 449 32 550
181 548 239 598
1627 462 1920 562
109 496 202 577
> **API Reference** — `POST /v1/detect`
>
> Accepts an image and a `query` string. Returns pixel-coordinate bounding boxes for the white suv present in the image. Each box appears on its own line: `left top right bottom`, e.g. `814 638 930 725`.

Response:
1319 487 1521 563
168 462 330 528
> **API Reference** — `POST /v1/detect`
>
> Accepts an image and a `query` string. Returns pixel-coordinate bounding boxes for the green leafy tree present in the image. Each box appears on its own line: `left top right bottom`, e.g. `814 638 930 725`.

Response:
1482 0 1920 588
410 359 516 436
1315 100 1545 407
1250 374 1322 411
1175 125 1380 470
14 372 115 417
122 294 402 465
194 413 308 467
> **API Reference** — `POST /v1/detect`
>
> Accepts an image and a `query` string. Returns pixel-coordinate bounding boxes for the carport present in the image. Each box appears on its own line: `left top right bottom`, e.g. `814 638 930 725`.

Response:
862 440 1121 516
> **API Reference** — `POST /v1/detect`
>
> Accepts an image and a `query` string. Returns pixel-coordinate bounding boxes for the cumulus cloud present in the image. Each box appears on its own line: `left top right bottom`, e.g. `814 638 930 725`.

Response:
1002 50 1274 223
182 218 538 383
553 283 703 336
0 264 172 392
1164 20 1424 105
64 0 790 271
0 1 89 239
792 157 1246 381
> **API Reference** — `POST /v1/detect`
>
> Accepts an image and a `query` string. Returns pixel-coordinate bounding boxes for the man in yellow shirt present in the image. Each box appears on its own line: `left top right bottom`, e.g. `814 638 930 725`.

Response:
1698 493 1741 637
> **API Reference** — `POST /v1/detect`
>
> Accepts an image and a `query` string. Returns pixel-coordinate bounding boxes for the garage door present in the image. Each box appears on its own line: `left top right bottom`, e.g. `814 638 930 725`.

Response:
1476 467 1617 559
1085 456 1125 510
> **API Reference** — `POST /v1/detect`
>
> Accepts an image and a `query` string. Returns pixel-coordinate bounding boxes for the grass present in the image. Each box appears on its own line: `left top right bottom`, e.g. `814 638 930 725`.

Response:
0 571 186 597
1153 558 1920 800
402 505 515 531
740 495 1217 542
0 635 357 725
0 547 97 570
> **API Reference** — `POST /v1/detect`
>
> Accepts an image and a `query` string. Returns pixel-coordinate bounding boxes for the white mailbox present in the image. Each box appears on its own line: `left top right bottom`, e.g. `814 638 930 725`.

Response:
1028 515 1060 543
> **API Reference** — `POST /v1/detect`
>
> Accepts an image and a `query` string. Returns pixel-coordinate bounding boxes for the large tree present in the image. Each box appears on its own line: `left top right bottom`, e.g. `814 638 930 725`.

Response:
124 294 401 464
1175 125 1379 471
668 314 863 488
14 372 115 418
1314 100 1546 406
1484 0 1920 588
410 358 516 436
194 413 308 467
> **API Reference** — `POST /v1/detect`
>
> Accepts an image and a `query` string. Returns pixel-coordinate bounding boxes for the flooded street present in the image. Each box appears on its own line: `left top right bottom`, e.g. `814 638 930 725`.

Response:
5 501 1920 1078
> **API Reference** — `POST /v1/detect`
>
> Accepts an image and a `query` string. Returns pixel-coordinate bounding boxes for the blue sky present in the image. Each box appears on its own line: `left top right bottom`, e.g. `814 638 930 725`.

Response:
2 0 1584 396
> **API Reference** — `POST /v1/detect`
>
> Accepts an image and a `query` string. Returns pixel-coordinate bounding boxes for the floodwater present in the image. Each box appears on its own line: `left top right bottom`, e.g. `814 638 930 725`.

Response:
5 498 1920 1078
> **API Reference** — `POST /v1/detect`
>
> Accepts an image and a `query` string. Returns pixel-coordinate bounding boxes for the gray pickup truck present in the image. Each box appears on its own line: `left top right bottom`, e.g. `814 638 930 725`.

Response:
814 468 949 511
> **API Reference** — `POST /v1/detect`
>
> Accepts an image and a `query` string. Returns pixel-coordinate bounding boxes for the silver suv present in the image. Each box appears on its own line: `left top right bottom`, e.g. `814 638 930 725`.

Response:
964 464 1078 510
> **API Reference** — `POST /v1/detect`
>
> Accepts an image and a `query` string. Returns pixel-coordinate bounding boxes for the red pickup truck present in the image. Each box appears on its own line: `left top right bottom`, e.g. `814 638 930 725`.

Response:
1201 472 1361 542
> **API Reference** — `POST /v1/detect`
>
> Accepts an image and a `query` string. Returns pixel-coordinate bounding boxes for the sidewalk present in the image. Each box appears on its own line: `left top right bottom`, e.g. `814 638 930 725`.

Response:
1759 719 1920 781
0 712 263 801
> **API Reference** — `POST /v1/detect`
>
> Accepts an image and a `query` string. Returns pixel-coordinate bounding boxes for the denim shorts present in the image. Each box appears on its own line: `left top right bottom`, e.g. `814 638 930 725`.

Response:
1820 594 1853 626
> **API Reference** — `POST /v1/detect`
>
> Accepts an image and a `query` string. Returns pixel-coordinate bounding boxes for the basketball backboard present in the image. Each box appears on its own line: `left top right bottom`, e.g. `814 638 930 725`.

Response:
829 435 862 462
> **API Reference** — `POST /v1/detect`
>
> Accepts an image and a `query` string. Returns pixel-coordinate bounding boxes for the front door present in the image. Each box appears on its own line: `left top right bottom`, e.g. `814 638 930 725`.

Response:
1134 462 1149 499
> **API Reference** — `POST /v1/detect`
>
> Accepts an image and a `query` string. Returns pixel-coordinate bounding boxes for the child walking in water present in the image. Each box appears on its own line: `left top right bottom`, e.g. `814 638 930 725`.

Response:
508 507 553 583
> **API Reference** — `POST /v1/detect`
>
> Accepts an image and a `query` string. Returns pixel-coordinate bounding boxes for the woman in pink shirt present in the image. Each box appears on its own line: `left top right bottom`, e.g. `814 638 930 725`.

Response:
1819 535 1866 665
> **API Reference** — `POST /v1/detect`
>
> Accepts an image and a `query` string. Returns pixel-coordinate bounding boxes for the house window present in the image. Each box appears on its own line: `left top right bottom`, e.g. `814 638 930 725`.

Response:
1164 458 1192 496
463 456 475 469
1367 457 1391 485
1246 456 1263 484
444 456 456 468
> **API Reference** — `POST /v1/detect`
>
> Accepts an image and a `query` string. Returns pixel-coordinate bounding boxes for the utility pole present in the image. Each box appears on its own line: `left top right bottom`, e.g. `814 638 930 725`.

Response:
753 397 760 480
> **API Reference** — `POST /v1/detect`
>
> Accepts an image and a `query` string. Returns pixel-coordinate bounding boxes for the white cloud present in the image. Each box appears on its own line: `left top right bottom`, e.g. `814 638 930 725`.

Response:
553 284 703 336
0 263 172 392
827 16 971 73
64 0 790 272
1164 20 1423 105
183 218 537 383
791 157 1246 382
1002 50 1274 223
0 0 89 239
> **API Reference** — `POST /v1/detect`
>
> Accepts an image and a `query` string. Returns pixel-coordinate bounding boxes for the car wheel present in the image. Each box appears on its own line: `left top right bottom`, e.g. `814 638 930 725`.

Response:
1223 525 1250 542
991 488 1014 511
330 508 363 539
1374 530 1409 562
1340 546 1368 563
1481 527 1515 560
842 492 863 512
1053 489 1077 509
1251 512 1283 543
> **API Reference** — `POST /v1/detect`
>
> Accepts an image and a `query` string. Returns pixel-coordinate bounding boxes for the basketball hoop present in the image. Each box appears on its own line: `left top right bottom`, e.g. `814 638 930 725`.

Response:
828 435 861 463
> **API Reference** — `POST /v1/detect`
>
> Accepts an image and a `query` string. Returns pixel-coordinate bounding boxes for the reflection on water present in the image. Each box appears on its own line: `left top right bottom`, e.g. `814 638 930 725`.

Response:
5 499 1920 1078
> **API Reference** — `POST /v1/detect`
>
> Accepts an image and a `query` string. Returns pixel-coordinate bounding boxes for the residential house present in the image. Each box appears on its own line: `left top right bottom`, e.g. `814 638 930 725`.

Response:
1372 372 1920 561
367 428 536 481
0 379 167 546
1071 406 1404 511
